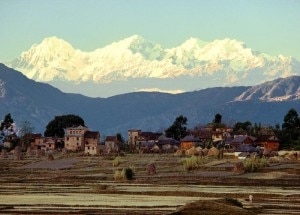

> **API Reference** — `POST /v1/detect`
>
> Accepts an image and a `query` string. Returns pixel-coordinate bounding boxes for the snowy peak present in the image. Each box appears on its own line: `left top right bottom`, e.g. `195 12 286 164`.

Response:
235 76 300 101
23 36 76 60
4 35 300 92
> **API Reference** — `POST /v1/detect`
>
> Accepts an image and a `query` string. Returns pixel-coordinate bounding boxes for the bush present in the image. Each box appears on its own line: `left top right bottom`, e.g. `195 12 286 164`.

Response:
225 197 243 207
124 167 134 180
113 167 135 181
243 156 269 172
182 155 208 171
113 156 122 167
114 169 124 181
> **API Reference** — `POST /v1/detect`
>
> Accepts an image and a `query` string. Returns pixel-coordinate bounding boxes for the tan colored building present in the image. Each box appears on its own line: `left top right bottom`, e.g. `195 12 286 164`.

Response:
128 129 141 148
64 125 88 151
105 136 119 152
31 136 64 151
84 131 100 155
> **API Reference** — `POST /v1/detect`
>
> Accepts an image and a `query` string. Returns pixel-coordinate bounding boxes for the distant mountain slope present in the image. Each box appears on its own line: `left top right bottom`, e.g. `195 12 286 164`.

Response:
1 64 299 137
235 76 300 101
5 35 300 97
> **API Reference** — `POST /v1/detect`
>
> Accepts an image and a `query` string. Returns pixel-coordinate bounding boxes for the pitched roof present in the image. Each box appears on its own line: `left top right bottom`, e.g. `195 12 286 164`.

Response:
105 136 117 142
137 132 162 141
84 131 99 138
180 135 201 142
232 135 256 143
255 135 279 142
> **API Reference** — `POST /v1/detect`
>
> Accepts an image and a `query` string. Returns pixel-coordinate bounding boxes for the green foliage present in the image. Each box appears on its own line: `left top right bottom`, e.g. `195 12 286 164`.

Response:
113 169 124 181
0 113 14 136
182 155 208 171
243 156 269 173
0 113 14 130
233 121 252 133
273 109 300 149
113 156 122 167
116 133 124 143
123 167 134 180
165 115 188 140
213 113 222 124
44 114 85 137
113 167 135 181
225 197 243 207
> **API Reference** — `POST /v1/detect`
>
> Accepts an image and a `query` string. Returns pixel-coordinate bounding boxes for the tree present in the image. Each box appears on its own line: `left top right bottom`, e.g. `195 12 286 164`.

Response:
44 114 85 137
233 121 252 133
0 113 15 144
281 108 300 149
165 115 188 140
213 113 222 124
0 113 14 135
19 121 34 138
116 133 125 143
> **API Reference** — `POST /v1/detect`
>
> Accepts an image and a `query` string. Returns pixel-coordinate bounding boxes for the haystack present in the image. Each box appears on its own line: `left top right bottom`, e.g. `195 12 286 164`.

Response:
147 163 156 175
185 146 198 156
233 162 245 174
150 144 161 153
202 148 209 156
207 147 220 157
268 156 284 163
1 149 8 159
175 149 184 156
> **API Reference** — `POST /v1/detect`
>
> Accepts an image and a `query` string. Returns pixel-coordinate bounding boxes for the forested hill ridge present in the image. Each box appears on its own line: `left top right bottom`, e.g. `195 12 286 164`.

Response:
0 63 299 136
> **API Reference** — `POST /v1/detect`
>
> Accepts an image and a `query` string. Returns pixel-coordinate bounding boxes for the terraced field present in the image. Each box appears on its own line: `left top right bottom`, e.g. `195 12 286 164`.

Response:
0 153 299 214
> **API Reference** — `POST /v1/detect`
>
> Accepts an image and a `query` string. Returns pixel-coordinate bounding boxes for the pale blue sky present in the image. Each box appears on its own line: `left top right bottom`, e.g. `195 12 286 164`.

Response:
0 0 300 61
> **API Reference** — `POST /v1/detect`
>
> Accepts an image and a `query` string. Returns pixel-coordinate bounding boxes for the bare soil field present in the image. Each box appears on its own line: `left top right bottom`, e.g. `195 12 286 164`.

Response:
0 153 300 214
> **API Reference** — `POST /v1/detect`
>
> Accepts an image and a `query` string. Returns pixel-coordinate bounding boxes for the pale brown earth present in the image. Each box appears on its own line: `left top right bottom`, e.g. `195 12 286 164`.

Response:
0 152 300 214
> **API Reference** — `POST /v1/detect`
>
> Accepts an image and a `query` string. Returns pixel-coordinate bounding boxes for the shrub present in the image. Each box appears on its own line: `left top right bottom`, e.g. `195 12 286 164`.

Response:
113 156 122 167
225 197 243 207
114 167 135 181
114 169 124 181
243 156 269 172
182 155 208 171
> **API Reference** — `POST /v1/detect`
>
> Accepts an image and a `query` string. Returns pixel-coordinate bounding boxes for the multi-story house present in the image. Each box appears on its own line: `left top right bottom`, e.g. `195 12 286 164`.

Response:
64 125 88 151
64 125 100 154
84 131 100 155
127 129 141 148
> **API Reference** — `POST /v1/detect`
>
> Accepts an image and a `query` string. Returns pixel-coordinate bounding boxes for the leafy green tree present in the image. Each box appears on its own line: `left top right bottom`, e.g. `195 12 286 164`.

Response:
213 113 222 124
233 121 252 133
44 114 85 137
0 113 14 133
281 108 300 149
165 115 188 140
116 133 125 143
0 113 15 139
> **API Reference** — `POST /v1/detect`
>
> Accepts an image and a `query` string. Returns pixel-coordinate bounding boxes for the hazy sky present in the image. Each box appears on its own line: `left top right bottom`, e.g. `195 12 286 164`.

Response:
1 0 300 61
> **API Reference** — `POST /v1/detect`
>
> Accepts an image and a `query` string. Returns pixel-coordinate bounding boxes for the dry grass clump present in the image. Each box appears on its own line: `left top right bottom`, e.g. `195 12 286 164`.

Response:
243 156 269 173
114 167 135 181
113 156 122 167
182 155 208 171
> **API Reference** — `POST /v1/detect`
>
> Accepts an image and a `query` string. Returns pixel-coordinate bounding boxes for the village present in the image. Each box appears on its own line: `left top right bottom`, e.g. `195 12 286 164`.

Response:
1 122 282 159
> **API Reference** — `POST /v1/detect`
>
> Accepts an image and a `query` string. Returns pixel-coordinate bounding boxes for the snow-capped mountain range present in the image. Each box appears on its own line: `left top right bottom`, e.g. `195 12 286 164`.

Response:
5 35 300 97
